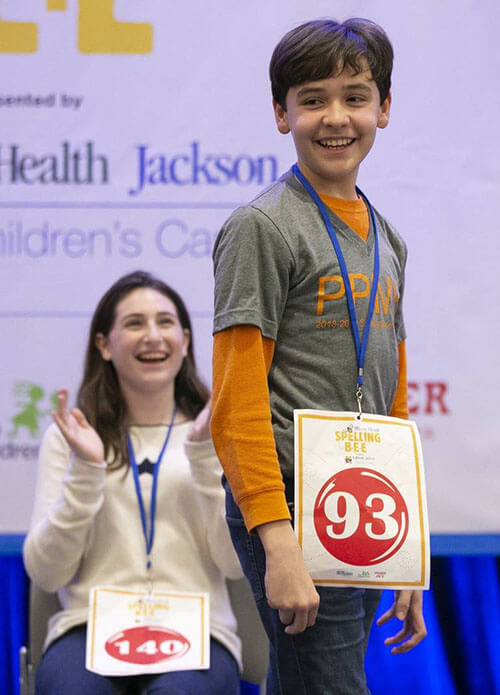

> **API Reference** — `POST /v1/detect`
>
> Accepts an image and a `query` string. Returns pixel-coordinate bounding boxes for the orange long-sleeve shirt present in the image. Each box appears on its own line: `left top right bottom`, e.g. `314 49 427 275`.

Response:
212 194 409 532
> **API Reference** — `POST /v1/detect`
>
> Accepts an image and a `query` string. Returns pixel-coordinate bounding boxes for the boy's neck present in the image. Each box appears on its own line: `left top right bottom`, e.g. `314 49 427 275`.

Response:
315 183 358 201
296 161 359 200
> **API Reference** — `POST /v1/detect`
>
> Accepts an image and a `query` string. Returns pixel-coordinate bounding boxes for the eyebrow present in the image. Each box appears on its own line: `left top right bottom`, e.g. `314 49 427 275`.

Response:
343 82 373 92
296 81 373 98
121 311 177 320
296 86 327 98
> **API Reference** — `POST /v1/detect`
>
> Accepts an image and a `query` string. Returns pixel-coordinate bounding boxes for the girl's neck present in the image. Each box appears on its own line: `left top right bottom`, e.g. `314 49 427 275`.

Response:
122 384 178 426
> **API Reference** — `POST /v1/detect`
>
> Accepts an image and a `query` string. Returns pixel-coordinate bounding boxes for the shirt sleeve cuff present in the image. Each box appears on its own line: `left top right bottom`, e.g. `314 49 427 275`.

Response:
238 488 291 533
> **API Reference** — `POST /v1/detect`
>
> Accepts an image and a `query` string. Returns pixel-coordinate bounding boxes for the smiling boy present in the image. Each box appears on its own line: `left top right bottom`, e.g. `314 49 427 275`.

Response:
275 68 389 199
211 18 426 694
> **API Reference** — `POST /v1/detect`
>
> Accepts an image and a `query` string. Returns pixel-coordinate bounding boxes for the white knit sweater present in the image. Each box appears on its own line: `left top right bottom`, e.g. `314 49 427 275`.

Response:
23 421 242 668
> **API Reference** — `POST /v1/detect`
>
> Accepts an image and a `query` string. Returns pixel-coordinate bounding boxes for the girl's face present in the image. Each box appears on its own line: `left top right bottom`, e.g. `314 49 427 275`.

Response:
96 288 190 398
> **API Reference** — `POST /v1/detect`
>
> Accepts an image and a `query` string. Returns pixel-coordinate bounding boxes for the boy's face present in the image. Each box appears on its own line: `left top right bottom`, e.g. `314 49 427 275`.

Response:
274 63 391 199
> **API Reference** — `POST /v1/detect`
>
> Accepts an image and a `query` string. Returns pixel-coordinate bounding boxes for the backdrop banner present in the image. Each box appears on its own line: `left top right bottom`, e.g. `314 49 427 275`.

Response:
1 0 498 542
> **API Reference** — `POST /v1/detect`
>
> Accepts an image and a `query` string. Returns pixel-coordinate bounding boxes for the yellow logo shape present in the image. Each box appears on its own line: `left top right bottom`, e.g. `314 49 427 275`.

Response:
0 0 152 53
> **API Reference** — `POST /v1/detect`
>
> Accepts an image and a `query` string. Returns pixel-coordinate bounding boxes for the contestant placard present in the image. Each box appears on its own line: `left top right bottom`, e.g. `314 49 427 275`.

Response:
294 410 430 589
86 586 210 676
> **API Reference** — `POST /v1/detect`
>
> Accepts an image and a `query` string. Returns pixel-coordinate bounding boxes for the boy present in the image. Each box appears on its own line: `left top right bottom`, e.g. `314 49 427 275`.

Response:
211 18 427 695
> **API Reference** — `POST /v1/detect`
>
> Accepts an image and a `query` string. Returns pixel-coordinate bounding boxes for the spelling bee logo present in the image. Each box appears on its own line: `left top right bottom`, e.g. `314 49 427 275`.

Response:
0 0 152 54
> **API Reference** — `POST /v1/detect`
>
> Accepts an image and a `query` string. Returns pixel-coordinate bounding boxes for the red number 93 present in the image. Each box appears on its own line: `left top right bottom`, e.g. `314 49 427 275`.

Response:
313 468 409 566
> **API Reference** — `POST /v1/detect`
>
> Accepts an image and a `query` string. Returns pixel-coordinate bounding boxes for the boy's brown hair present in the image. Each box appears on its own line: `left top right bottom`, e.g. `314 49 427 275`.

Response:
270 18 393 108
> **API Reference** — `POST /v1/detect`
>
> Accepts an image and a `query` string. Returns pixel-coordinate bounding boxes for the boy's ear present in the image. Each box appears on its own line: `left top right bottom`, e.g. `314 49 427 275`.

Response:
273 99 290 134
377 90 392 129
95 333 112 361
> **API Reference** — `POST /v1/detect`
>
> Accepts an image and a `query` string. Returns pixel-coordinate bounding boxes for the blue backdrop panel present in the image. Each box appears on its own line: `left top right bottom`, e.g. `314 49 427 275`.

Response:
0 556 29 695
1 552 500 695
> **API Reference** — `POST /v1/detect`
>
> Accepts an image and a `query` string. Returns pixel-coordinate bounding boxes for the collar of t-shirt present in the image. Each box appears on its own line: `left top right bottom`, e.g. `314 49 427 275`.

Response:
319 193 369 242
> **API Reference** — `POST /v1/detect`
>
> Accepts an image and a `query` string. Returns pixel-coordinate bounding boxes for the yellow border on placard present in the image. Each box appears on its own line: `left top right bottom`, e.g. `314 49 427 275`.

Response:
88 587 207 669
296 413 427 588
200 595 205 665
89 587 99 668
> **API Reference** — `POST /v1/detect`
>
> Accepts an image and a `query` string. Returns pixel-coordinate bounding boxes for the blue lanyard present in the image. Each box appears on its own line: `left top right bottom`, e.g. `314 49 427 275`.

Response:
127 406 177 571
292 164 380 412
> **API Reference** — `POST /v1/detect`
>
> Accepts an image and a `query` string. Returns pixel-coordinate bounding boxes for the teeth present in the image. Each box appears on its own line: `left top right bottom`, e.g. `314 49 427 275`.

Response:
319 138 354 148
137 353 167 361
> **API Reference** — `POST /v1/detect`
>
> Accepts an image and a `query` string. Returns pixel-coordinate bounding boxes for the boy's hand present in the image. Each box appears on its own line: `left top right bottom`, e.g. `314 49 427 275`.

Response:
257 520 320 634
376 589 427 653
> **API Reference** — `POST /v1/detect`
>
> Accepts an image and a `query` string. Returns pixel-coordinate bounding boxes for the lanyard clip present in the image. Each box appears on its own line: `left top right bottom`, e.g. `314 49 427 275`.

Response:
356 369 364 420
356 385 363 420
146 557 153 595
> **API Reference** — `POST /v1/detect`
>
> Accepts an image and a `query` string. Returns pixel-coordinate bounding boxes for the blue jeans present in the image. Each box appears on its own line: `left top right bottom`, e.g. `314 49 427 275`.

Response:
35 625 240 695
225 483 381 695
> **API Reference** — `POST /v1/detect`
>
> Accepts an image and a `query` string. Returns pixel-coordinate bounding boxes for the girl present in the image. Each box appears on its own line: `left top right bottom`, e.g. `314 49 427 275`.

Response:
24 271 242 695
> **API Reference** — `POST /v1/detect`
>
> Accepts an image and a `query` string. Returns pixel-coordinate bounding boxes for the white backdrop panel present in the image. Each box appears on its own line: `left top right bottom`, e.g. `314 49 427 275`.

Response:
1 0 498 535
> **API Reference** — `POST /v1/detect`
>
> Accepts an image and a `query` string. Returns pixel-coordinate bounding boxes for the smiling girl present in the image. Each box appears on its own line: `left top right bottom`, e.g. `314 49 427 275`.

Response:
23 271 242 695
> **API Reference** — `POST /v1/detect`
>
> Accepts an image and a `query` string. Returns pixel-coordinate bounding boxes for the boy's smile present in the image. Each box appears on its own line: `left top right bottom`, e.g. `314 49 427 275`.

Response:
274 64 391 199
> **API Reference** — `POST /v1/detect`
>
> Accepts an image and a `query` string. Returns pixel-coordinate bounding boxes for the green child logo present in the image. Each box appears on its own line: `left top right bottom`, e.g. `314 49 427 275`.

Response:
9 382 57 439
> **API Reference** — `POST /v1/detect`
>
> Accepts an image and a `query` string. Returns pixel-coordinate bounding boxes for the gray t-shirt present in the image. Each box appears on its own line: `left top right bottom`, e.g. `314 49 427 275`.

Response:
213 168 407 482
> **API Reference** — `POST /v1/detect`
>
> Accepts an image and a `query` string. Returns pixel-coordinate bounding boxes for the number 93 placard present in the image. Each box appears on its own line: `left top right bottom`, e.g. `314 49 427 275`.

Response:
294 410 430 589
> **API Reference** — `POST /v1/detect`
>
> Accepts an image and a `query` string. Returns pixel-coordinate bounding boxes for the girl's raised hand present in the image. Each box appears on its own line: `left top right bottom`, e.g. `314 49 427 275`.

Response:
187 398 212 442
52 388 105 463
